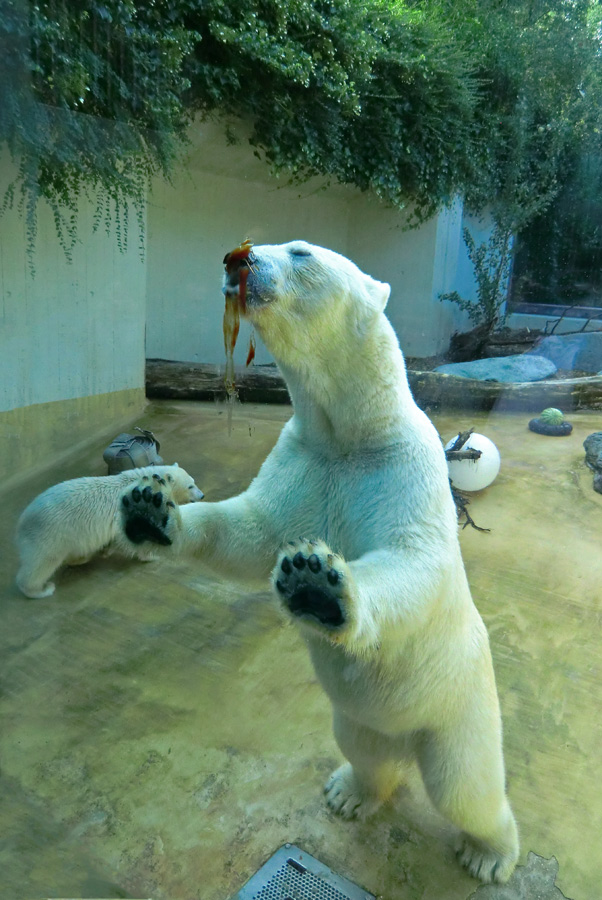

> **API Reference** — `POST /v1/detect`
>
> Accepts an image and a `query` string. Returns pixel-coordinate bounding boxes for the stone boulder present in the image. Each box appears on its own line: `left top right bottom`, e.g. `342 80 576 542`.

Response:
528 331 602 373
583 432 602 495
584 432 602 471
434 354 557 383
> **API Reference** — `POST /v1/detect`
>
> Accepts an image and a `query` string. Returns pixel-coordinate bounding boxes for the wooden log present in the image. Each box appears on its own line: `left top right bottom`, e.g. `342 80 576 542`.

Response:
146 359 602 412
146 359 290 404
409 371 602 412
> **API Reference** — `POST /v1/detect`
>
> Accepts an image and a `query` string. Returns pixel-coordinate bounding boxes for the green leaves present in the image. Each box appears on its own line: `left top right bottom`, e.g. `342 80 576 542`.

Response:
440 224 513 329
1 0 601 264
186 0 481 223
1 2 193 269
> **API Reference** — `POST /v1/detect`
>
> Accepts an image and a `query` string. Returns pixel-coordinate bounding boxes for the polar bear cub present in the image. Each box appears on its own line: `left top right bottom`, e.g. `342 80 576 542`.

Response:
117 240 519 884
16 464 203 598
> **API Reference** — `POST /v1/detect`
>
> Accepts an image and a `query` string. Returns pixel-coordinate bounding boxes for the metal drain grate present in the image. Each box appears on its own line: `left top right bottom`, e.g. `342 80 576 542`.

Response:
231 844 375 900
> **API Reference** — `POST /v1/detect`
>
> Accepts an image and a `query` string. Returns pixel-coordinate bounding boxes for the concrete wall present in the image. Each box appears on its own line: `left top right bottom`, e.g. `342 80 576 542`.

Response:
1 116 492 485
0 152 148 483
146 119 476 365
347 196 472 358
146 126 350 368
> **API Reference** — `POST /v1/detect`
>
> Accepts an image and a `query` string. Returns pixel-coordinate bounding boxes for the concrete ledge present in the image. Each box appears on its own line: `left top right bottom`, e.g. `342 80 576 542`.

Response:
0 388 146 489
146 359 602 413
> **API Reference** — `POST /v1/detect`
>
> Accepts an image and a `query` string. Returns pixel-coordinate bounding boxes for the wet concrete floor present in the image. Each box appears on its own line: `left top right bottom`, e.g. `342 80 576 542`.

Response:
1 399 601 900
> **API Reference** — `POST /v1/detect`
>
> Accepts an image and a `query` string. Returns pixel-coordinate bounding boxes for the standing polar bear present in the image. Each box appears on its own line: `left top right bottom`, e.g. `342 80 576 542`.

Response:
119 241 519 884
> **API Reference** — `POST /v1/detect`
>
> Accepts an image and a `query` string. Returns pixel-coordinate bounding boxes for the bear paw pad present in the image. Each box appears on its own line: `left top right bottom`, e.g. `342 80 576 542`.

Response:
273 538 349 630
121 474 177 546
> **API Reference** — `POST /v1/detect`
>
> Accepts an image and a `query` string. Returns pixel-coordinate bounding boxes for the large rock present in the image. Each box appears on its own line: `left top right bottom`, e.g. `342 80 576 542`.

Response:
528 331 602 373
583 432 602 471
583 432 602 495
434 354 557 383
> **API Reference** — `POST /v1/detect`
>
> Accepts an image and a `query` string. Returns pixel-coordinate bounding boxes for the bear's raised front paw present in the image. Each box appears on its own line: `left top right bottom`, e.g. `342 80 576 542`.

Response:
121 473 177 546
272 538 349 630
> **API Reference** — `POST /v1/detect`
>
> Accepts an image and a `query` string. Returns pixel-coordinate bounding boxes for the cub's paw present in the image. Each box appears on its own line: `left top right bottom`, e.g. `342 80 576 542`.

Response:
455 832 518 884
272 538 350 632
17 578 56 600
120 473 179 546
324 763 381 821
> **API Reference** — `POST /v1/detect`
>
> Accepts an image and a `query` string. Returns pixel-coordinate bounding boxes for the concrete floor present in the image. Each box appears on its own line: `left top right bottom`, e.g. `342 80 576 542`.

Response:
1 399 601 900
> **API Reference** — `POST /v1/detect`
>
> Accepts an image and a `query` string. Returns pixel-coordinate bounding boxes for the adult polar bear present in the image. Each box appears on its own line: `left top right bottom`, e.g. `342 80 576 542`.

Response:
121 240 519 884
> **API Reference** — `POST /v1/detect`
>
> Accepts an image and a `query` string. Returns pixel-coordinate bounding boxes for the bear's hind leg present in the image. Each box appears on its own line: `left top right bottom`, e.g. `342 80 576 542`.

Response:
325 712 409 820
16 553 59 598
418 728 519 883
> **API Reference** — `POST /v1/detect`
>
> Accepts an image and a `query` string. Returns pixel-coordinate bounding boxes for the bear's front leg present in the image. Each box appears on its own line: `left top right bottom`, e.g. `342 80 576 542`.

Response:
273 539 352 638
118 472 286 584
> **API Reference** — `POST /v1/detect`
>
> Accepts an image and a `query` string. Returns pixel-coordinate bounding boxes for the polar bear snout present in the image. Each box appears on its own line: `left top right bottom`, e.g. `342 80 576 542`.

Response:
222 247 268 309
222 255 249 298
223 245 292 310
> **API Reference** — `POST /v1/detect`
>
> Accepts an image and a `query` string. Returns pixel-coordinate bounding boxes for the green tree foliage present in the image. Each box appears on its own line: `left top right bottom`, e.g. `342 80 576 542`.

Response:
184 0 479 223
435 0 602 229
512 152 602 307
1 0 601 262
1 0 197 263
434 1 602 330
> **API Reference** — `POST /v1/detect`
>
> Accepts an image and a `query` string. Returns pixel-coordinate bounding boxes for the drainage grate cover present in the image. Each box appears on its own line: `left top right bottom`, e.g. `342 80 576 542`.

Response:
231 844 376 900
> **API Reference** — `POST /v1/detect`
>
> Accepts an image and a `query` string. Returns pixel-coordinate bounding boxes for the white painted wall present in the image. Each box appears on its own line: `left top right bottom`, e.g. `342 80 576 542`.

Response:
146 128 351 368
146 119 478 364
1 114 494 429
0 152 147 413
347 195 473 357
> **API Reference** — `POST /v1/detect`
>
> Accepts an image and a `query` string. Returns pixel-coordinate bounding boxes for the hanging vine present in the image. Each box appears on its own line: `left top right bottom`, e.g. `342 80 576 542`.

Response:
1 0 600 270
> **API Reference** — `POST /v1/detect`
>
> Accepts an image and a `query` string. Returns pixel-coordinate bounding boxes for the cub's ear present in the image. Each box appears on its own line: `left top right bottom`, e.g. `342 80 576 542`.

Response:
363 276 390 313
173 462 179 468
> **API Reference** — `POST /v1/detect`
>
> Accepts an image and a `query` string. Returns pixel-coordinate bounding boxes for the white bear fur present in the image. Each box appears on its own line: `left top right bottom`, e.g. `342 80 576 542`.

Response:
120 241 519 883
16 464 203 598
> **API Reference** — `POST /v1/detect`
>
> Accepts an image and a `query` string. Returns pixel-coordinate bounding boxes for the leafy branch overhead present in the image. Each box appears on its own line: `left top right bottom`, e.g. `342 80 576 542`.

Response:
1 0 601 258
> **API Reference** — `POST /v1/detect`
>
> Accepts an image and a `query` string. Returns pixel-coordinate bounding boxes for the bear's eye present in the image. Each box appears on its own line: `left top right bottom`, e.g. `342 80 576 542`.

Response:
289 245 312 258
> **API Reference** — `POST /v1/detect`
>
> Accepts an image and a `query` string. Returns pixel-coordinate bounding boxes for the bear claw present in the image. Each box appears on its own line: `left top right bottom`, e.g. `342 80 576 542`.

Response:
324 763 381 820
455 833 516 884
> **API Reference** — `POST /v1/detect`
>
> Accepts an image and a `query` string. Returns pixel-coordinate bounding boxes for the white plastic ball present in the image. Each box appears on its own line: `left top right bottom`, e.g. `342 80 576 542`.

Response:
445 432 501 492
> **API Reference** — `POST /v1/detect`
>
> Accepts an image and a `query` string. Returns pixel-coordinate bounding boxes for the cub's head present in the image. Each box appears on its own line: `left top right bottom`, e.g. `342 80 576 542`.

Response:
223 241 390 366
161 464 204 504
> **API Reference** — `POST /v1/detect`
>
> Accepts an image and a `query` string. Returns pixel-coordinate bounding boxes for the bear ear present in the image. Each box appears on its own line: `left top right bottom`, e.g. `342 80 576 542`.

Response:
363 276 390 314
173 462 179 467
